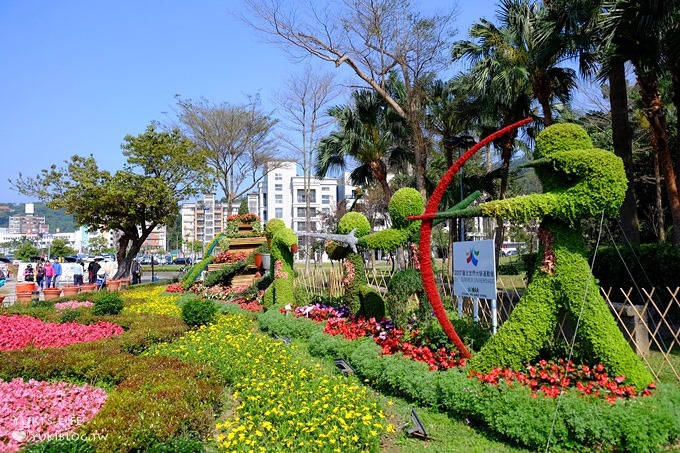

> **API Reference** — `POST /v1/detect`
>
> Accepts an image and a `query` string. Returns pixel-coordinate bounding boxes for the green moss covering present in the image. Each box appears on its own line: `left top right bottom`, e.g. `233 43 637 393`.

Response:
388 187 423 235
263 224 297 309
264 218 286 238
362 229 408 251
338 212 372 238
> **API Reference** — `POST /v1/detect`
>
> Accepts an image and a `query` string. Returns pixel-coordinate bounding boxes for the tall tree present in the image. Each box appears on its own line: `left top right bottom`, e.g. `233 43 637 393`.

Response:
174 96 280 213
315 88 411 207
242 0 457 197
275 67 337 271
12 125 212 278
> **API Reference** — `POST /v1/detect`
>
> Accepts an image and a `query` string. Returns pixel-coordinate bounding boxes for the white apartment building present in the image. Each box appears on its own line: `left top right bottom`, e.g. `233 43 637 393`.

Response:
252 160 339 232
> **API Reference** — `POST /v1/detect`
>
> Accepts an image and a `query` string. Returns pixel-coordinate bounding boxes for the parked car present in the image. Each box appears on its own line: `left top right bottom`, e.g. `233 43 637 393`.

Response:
173 257 192 265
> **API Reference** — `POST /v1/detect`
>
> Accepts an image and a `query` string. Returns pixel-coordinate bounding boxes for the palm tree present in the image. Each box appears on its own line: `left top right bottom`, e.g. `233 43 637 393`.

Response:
539 0 642 245
315 88 411 207
601 0 680 244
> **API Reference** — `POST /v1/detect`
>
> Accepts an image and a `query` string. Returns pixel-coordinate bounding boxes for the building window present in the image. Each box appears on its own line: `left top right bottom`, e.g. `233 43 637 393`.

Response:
275 184 283 191
275 173 282 181
275 208 283 218
296 207 317 217
322 207 330 214
322 194 330 204
275 194 283 204
322 186 330 191
297 189 316 203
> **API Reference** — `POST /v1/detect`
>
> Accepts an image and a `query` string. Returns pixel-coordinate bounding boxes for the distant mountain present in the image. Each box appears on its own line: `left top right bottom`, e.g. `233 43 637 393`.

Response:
0 203 76 233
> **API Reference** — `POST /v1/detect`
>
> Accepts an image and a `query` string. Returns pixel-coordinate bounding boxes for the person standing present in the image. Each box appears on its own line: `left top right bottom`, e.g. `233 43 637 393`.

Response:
43 260 55 288
131 259 142 285
88 260 101 284
73 260 84 286
35 262 45 289
52 259 62 288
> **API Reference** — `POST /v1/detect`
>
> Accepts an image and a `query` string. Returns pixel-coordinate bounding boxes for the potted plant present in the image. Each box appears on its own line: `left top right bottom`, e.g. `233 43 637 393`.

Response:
62 286 80 297
107 279 122 291
43 287 63 300
16 291 32 304
253 243 269 269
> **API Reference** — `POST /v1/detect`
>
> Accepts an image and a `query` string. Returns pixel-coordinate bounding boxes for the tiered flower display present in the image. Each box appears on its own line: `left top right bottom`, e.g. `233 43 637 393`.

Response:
0 378 107 452
0 315 123 352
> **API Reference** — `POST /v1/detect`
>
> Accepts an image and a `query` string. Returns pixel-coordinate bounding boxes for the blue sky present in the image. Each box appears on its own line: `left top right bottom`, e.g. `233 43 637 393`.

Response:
1 0 500 203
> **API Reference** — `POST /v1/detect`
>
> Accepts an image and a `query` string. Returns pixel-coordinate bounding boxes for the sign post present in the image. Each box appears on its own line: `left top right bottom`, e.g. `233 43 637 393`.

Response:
452 240 497 329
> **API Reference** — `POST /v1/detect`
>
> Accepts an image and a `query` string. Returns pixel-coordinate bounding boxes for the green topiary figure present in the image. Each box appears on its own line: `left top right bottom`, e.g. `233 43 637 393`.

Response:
263 222 298 309
449 123 652 390
363 187 423 256
332 212 384 319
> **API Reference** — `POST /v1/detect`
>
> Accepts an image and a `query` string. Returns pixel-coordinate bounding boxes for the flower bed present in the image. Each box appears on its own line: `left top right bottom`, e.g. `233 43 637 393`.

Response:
214 250 250 264
0 378 107 452
295 304 465 370
471 359 656 402
123 286 181 317
148 313 391 451
0 315 123 352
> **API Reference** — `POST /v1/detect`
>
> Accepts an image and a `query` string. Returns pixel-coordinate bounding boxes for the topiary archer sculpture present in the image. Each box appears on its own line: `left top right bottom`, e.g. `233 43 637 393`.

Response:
413 120 652 390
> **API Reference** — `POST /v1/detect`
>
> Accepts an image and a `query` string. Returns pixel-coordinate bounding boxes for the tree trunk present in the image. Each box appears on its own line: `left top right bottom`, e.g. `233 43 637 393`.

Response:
609 63 640 246
636 70 680 244
409 117 429 198
653 146 666 243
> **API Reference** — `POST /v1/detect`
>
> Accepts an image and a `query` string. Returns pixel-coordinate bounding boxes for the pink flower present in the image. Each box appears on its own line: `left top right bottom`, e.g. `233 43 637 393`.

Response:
0 315 123 352
0 378 107 452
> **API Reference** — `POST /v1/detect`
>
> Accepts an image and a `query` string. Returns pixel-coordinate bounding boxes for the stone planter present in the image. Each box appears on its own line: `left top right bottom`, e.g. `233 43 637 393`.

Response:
119 278 130 289
62 286 80 297
107 280 122 291
16 291 32 305
43 288 63 301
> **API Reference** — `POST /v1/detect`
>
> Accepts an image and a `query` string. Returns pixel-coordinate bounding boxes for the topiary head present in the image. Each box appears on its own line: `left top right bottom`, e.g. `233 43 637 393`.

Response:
534 123 593 159
264 219 286 239
388 188 424 233
337 212 371 238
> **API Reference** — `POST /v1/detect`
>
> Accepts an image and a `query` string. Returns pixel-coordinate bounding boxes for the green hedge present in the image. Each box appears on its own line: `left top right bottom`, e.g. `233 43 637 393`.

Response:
261 312 679 452
592 243 680 290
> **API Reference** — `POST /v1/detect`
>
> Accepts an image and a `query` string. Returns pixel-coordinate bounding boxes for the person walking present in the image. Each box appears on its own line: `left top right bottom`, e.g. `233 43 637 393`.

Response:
43 260 55 288
52 259 62 288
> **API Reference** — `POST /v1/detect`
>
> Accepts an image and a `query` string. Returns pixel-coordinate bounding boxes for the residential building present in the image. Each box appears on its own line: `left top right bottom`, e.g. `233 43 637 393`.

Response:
253 160 339 233
8 203 49 235
180 193 238 255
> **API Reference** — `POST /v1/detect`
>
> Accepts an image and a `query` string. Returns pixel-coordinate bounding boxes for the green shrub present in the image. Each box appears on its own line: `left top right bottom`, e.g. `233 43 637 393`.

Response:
181 297 218 327
497 263 520 275
385 269 424 328
93 291 124 316
59 309 82 323
307 330 362 360
362 228 408 251
593 243 680 291
358 286 385 320
257 308 320 339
